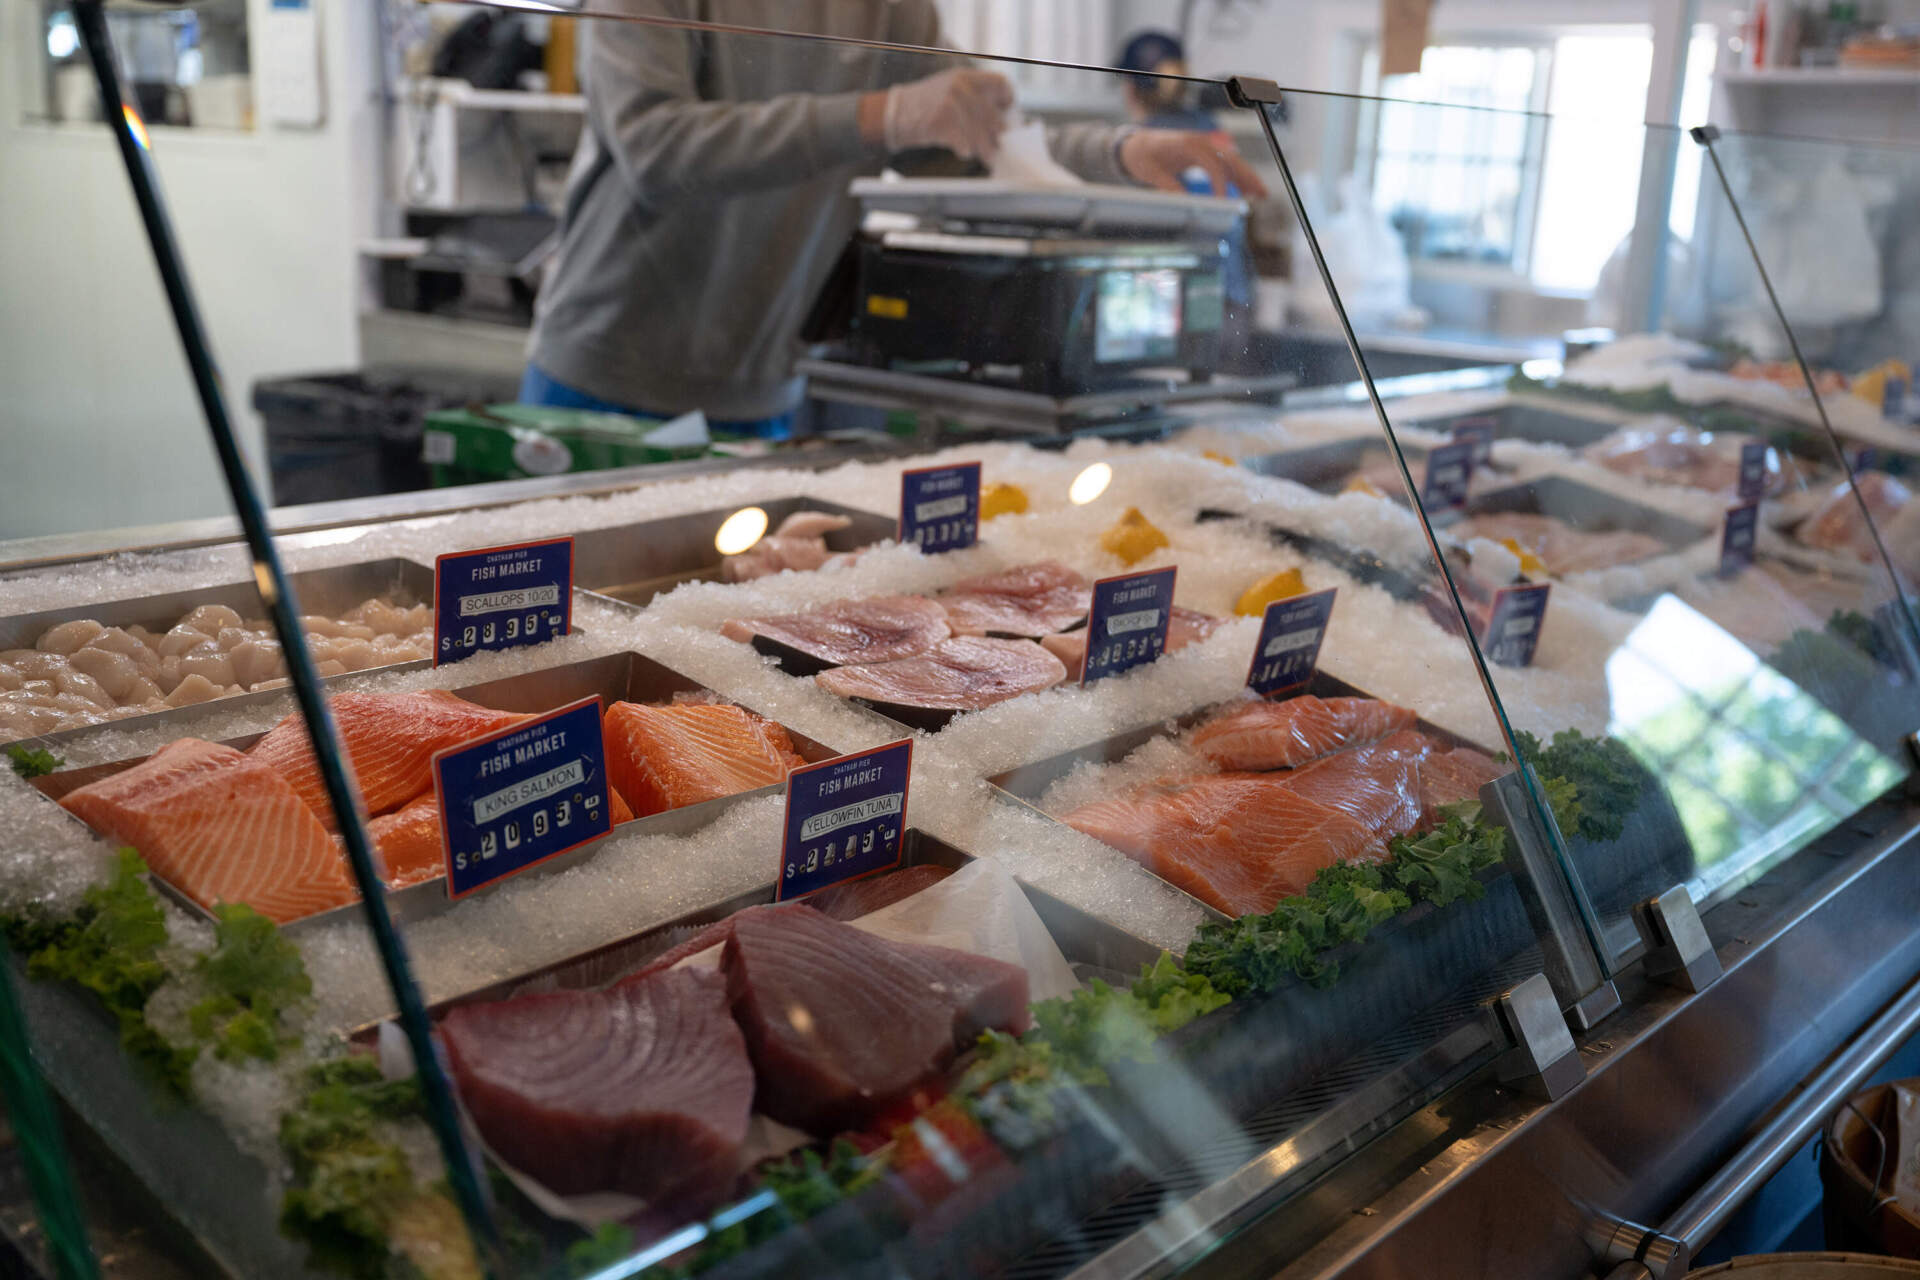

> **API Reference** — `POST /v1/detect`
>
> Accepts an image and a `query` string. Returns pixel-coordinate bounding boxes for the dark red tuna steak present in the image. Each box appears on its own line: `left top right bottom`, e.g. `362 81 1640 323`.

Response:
722 903 1031 1134
439 966 753 1210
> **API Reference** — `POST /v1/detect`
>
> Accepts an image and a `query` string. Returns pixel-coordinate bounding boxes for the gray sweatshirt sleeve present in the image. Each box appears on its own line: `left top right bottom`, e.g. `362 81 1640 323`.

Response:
1047 122 1138 186
584 1 886 210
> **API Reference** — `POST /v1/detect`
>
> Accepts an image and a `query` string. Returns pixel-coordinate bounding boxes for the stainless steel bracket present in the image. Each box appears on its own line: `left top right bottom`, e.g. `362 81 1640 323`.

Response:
1490 973 1585 1101
1480 769 1622 1030
1633 886 1722 993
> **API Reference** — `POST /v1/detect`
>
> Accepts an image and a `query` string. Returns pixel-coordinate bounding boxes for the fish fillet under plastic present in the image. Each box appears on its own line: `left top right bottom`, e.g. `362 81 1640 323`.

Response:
59 738 355 924
815 637 1067 711
1191 695 1418 771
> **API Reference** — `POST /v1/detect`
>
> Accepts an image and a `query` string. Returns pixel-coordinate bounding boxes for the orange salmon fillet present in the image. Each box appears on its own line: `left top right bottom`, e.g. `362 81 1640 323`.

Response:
1060 773 1383 917
1416 747 1507 822
60 738 355 924
249 690 527 828
604 701 804 819
1191 695 1417 771
1272 746 1424 838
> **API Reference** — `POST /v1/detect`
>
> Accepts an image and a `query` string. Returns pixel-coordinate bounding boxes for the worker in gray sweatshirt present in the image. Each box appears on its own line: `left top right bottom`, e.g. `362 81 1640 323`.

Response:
523 1 1265 436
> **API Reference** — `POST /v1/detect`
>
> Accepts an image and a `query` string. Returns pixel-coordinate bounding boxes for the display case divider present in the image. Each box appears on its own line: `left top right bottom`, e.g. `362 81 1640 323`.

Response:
1480 769 1622 1030
71 2 499 1267
1489 974 1585 1102
1632 887 1722 994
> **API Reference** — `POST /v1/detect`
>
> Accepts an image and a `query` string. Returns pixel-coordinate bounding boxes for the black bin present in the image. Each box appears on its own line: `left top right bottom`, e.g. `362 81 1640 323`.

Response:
253 367 519 506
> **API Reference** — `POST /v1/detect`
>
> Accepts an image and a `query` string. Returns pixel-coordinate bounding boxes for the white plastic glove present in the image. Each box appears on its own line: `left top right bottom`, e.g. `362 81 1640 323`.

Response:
883 68 1015 161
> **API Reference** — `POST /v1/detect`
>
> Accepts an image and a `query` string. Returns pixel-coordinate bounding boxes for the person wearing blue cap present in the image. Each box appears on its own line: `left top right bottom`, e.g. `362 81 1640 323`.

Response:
1117 29 1259 355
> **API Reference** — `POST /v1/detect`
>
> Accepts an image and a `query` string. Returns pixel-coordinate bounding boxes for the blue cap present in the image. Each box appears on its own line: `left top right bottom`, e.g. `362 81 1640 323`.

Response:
1118 28 1185 88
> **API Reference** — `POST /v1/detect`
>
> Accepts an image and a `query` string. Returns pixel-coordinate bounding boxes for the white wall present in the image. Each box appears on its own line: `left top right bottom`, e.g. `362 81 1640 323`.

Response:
0 0 376 541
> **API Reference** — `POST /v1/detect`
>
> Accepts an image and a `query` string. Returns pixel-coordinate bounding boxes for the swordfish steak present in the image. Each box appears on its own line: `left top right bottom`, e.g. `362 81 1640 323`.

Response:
59 738 356 924
439 966 754 1211
815 636 1067 711
720 595 949 667
938 561 1093 638
721 903 1031 1134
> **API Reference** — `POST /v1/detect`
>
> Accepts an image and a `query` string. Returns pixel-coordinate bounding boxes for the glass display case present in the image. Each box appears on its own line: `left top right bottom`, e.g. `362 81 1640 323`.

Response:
4 9 1920 1280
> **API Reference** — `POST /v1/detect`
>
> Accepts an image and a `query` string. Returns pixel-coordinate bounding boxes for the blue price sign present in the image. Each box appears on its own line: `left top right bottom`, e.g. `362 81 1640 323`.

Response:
1248 587 1336 697
434 696 612 899
900 462 981 554
1481 583 1551 668
1719 501 1760 576
1736 442 1769 501
779 740 912 900
435 537 572 666
1082 566 1176 686
1450 418 1497 467
1886 377 1908 421
1421 440 1476 510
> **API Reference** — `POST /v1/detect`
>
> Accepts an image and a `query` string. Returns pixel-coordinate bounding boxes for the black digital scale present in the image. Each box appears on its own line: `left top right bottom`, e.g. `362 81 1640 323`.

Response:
844 178 1246 396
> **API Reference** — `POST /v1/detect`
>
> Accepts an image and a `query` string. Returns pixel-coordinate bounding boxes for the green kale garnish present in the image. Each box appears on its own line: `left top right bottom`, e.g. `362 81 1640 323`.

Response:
1185 802 1504 998
1512 729 1646 844
567 1223 638 1276
6 849 195 1092
5 745 62 779
189 903 311 1062
278 1055 423 1279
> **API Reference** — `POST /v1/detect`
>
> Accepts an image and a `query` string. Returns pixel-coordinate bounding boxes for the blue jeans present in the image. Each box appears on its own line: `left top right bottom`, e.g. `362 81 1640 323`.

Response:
517 365 795 440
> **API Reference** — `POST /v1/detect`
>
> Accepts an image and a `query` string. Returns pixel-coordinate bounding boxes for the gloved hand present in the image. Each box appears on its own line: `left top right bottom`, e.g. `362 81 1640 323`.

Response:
883 68 1015 161
1119 129 1270 198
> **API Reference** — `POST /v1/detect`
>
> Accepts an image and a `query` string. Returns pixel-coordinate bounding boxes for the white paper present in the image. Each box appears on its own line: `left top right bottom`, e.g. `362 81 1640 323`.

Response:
643 409 711 449
989 120 1082 189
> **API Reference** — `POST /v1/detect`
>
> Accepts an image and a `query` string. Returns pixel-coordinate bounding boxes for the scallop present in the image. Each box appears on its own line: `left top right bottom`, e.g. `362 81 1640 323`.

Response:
301 615 347 639
0 705 61 740
215 626 256 653
229 638 285 689
316 659 347 677
154 656 183 694
164 674 222 708
181 605 244 637
54 669 112 709
67 647 141 701
178 651 236 689
36 619 105 655
158 624 213 658
124 677 165 708
83 628 162 677
19 680 56 702
0 665 20 693
329 640 377 672
2 650 68 680
346 599 407 635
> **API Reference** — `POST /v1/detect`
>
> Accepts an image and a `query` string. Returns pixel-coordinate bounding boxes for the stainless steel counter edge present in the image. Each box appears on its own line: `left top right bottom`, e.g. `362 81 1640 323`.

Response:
0 438 912 572
1240 799 1920 1280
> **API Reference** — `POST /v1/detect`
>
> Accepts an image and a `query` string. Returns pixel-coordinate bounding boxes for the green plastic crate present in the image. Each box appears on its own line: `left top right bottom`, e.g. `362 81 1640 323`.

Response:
420 404 713 485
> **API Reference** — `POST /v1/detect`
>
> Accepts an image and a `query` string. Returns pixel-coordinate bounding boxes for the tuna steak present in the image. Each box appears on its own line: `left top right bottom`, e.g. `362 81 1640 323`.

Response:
720 595 950 666
440 966 754 1211
938 561 1092 638
814 637 1067 711
721 903 1030 1133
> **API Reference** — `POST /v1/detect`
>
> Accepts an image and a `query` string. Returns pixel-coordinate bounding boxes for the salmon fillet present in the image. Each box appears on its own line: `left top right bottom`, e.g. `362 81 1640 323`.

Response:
1272 745 1425 838
1191 695 1418 771
60 738 356 924
1416 747 1508 821
1060 773 1383 917
249 690 527 828
603 701 804 819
